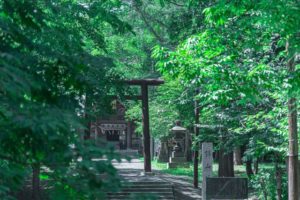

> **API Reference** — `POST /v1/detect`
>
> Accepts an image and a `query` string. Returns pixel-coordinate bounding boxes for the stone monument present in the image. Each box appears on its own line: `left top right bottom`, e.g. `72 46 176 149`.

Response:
202 142 213 200
158 137 169 162
167 121 189 168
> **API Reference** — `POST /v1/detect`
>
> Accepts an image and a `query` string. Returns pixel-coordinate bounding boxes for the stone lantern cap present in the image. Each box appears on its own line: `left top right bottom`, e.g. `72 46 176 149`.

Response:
170 125 187 132
170 120 187 132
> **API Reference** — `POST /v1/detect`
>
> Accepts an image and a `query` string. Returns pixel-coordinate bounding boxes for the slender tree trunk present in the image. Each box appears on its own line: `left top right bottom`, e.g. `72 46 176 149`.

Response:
234 147 243 165
32 163 41 200
228 151 234 176
186 133 193 162
215 150 219 162
193 88 200 188
246 159 254 177
254 159 259 174
275 162 282 200
84 93 91 140
84 121 91 140
260 177 268 200
287 55 298 200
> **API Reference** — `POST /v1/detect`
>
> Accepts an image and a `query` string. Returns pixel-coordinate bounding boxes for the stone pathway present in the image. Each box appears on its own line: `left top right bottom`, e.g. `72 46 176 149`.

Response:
158 173 201 200
113 159 202 200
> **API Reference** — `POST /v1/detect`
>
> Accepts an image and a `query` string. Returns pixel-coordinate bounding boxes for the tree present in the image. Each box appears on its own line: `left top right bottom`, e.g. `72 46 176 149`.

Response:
153 0 299 198
0 0 130 199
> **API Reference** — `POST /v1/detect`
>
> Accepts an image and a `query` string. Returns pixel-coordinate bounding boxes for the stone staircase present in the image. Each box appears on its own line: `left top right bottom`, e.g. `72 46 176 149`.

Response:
107 181 175 200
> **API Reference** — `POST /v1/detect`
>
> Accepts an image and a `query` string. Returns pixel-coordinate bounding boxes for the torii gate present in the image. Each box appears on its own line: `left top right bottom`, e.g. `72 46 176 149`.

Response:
125 79 164 172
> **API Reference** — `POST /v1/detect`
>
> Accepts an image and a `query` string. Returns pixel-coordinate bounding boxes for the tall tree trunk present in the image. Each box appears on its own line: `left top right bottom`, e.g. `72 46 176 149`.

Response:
193 88 200 188
218 147 234 177
84 121 91 140
185 132 192 162
32 163 41 200
260 177 268 200
234 147 243 165
215 150 219 162
228 151 234 176
275 162 282 200
287 55 298 200
246 159 254 177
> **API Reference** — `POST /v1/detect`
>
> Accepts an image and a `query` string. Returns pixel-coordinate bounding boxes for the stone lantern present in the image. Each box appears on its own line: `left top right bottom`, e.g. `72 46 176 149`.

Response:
167 121 189 168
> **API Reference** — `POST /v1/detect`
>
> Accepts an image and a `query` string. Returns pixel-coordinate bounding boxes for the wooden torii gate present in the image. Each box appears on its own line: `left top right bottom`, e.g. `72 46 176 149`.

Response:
125 79 164 172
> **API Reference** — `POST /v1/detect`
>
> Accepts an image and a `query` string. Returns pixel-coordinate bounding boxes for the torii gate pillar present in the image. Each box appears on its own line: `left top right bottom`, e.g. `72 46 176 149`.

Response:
125 79 164 172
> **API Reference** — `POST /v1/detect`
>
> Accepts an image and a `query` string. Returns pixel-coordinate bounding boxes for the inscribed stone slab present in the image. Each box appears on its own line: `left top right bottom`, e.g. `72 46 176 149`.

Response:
202 142 213 200
206 177 248 200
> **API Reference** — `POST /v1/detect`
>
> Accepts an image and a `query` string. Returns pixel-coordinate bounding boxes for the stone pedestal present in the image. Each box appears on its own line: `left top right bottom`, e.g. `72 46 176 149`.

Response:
168 151 189 168
168 135 189 168
158 138 169 162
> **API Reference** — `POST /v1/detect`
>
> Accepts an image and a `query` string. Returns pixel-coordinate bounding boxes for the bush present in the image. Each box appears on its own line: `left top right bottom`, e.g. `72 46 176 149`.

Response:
250 167 287 200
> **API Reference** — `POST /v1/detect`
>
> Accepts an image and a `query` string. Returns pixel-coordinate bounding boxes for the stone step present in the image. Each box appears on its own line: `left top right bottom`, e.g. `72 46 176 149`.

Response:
107 193 174 200
123 181 171 185
108 197 174 200
122 185 173 189
108 192 173 195
108 198 174 200
108 196 175 200
122 188 172 192
107 193 174 199
107 181 174 200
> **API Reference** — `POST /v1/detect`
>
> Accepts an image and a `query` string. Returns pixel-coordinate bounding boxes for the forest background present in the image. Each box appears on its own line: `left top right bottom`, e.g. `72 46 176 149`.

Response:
0 0 299 200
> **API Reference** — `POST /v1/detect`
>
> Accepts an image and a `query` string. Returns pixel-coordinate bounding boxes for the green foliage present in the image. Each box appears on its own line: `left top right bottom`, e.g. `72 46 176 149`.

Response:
152 1 299 198
152 160 198 178
1 0 298 198
152 0 300 145
0 160 29 199
250 168 287 200
0 0 130 198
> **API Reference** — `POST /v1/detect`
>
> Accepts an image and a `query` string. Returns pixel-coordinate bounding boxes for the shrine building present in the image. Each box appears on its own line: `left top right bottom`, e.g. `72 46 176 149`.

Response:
89 100 142 155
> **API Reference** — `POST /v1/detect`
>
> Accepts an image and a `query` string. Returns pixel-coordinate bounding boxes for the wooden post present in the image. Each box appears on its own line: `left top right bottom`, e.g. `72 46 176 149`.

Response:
125 79 164 172
288 56 298 200
141 83 151 172
194 88 200 188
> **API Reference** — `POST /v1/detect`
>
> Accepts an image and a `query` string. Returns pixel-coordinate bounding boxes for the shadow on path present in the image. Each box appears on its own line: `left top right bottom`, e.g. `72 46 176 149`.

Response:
113 159 202 200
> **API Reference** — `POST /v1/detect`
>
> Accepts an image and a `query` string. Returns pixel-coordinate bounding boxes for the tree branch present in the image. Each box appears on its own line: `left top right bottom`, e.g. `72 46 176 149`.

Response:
132 0 165 44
